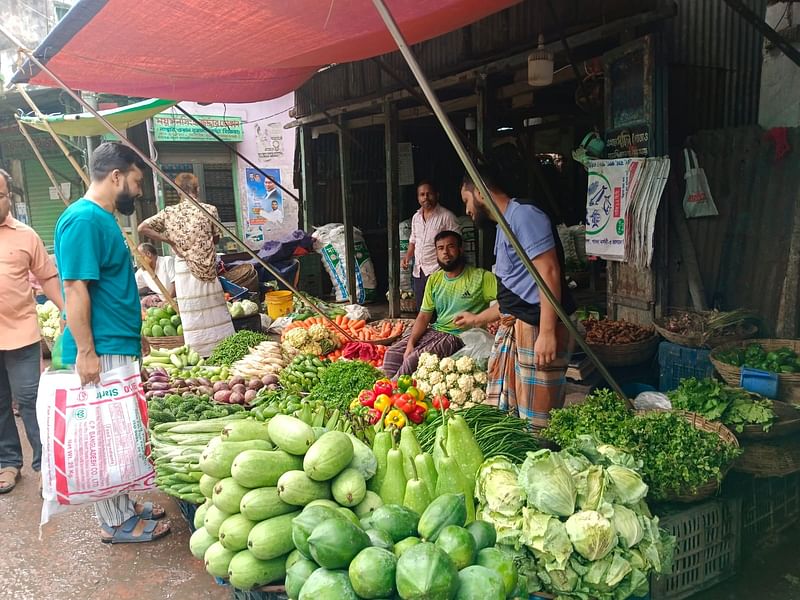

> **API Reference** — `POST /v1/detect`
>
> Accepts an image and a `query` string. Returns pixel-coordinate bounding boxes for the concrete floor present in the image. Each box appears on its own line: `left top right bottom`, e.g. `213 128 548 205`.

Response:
0 418 227 600
4 414 800 600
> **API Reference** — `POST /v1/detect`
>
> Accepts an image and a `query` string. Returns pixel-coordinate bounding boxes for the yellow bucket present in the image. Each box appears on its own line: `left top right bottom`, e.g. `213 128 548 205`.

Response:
266 290 294 319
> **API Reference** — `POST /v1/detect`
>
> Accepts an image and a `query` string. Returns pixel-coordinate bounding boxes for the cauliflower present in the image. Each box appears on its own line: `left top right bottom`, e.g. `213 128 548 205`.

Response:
449 389 467 405
284 327 309 347
471 388 486 403
308 323 328 341
431 383 447 396
445 373 459 386
429 371 444 385
456 355 476 374
422 353 440 370
457 374 475 392
439 357 456 374
474 370 488 385
37 301 61 341
415 366 430 380
417 381 432 395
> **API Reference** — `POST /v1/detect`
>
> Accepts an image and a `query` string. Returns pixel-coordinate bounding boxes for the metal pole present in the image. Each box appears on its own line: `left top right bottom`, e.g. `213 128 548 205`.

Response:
384 100 400 318
338 115 358 304
0 31 357 344
369 0 628 401
299 125 314 232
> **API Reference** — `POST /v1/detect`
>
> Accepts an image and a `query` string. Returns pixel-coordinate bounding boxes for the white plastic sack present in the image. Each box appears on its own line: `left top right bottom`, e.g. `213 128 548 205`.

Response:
452 328 496 370
345 304 371 322
313 223 378 303
682 148 718 218
399 219 413 292
37 362 155 526
632 391 671 411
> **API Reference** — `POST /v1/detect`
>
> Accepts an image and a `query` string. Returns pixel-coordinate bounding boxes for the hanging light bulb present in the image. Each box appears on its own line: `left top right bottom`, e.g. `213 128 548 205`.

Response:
465 115 476 131
528 34 554 87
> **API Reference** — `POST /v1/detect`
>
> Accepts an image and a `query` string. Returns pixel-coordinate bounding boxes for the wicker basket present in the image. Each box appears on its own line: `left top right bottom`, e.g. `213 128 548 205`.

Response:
710 338 800 404
586 333 660 367
638 409 739 503
653 318 758 349
226 263 260 293
734 434 800 477
738 400 800 440
145 334 185 351
400 297 416 313
367 318 414 346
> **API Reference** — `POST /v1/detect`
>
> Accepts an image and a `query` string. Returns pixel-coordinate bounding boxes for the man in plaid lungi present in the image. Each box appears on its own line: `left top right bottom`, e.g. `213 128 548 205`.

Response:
456 167 575 430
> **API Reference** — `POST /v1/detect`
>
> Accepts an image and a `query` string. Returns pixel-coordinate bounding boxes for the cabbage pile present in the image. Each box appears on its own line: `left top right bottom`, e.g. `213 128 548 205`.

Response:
227 299 260 319
36 301 61 340
475 438 674 600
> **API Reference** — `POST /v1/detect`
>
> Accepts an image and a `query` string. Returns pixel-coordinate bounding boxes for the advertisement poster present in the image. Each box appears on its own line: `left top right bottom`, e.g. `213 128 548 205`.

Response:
585 158 642 261
245 167 284 245
255 122 285 162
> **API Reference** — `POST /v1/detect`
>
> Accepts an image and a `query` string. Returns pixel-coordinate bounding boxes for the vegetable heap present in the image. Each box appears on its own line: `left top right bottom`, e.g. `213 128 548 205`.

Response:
282 323 340 357
228 299 260 319
582 318 653 345
717 343 800 374
306 359 383 413
542 390 741 501
230 341 288 380
147 393 244 426
207 330 271 366
36 300 61 341
279 354 331 394
662 308 755 342
142 305 182 338
416 404 540 464
352 376 431 430
412 353 488 407
474 441 674 599
668 377 775 433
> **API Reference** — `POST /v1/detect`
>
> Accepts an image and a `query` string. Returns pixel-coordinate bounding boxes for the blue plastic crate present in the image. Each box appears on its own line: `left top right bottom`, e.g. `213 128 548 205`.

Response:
657 341 715 392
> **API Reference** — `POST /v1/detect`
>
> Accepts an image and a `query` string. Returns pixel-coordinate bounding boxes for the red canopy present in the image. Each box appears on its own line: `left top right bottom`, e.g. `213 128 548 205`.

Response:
13 0 520 103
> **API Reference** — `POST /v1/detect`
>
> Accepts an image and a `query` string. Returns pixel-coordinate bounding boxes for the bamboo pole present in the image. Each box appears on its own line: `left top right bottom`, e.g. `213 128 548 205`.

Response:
15 85 179 314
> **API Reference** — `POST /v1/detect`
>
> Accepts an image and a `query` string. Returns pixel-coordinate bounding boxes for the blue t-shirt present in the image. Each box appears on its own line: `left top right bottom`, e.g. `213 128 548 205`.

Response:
494 199 555 305
54 199 142 363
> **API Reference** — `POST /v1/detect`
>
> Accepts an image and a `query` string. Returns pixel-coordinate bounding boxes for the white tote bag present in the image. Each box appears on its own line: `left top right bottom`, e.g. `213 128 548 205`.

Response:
682 148 719 218
37 361 155 526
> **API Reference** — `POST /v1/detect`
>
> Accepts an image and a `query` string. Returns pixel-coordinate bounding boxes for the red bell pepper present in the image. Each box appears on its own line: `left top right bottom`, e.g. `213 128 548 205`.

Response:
408 404 426 424
358 389 376 408
368 407 382 425
394 393 416 415
373 379 393 398
432 395 451 410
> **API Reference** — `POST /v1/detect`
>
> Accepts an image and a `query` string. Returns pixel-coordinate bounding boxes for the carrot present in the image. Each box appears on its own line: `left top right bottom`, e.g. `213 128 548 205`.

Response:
335 315 343 326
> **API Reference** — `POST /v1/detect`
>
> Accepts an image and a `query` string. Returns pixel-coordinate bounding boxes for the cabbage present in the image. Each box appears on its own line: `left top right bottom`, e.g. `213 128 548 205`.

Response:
476 457 526 517
521 508 573 568
475 507 523 548
564 510 617 561
561 449 593 475
240 299 259 316
540 562 579 593
228 302 245 318
583 551 632 592
575 465 608 511
611 505 644 549
518 450 576 517
605 465 648 506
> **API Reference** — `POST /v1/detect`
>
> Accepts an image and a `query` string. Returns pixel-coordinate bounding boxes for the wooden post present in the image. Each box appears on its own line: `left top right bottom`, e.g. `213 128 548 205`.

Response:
777 188 800 337
299 125 315 232
338 115 358 304
668 174 708 311
475 79 488 269
385 100 400 317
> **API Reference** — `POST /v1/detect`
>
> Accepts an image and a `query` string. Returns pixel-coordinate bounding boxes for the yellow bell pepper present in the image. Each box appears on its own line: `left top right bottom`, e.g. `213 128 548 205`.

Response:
374 393 393 413
349 398 362 411
385 409 407 429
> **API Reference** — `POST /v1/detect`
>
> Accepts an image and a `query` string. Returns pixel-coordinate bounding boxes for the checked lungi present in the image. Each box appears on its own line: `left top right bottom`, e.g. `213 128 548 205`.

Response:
486 316 572 430
381 329 464 379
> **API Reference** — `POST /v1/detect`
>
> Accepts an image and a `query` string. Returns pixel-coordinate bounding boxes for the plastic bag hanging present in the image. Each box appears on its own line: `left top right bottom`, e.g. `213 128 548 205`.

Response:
682 148 719 218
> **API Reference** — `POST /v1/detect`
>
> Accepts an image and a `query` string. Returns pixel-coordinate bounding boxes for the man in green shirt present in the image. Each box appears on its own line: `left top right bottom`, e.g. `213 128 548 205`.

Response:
382 230 496 378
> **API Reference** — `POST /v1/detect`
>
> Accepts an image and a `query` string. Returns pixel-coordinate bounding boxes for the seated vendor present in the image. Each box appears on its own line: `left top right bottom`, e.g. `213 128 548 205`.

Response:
135 242 176 300
382 230 497 378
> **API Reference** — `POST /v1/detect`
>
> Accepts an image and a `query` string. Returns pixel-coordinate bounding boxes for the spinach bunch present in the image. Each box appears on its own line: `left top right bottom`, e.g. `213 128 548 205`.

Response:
306 359 383 412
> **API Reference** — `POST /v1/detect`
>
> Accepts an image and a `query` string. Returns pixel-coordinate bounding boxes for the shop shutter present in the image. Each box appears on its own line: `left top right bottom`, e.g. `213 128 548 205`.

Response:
23 158 83 251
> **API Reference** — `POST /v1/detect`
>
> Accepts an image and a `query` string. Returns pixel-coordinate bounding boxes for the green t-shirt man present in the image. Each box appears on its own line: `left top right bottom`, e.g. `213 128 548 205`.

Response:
422 265 497 334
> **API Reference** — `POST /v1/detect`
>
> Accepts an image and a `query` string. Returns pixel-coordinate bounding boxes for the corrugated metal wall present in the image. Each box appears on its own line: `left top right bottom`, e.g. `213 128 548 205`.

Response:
23 157 83 251
667 0 767 143
667 126 799 336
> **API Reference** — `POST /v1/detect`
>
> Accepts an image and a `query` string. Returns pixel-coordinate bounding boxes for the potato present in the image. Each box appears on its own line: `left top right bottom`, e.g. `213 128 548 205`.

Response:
213 390 232 403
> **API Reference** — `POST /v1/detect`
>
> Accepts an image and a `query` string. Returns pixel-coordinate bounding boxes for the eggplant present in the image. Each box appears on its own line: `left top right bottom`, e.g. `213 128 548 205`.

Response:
148 381 170 391
197 377 212 387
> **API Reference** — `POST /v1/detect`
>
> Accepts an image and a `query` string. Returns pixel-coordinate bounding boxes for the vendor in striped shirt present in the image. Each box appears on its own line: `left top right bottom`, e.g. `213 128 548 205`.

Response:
383 230 496 378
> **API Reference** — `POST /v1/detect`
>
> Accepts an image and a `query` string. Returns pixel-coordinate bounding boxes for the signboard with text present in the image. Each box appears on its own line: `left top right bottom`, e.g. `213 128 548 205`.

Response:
153 113 244 143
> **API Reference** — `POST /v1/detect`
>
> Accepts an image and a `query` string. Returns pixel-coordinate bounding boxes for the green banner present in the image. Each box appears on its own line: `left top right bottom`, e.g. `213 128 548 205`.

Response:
153 113 244 142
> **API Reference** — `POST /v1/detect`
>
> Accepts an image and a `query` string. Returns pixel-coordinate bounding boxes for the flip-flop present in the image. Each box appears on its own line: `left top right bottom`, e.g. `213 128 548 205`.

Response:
100 515 171 544
136 501 165 520
0 467 20 494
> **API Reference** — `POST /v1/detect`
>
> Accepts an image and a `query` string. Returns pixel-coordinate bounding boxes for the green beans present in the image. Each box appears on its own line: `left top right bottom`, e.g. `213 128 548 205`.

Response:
416 405 539 463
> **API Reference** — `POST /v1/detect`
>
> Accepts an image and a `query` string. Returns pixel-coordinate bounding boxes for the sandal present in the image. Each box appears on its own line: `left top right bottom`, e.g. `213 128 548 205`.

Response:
100 515 171 544
135 501 166 520
0 467 20 494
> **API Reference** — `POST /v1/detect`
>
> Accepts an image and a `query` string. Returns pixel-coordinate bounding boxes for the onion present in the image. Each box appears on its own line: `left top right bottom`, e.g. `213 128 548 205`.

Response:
214 390 232 403
229 392 244 405
212 381 229 393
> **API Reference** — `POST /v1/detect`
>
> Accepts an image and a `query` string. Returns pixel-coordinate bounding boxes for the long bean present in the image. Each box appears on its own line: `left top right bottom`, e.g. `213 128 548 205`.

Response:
416 405 539 463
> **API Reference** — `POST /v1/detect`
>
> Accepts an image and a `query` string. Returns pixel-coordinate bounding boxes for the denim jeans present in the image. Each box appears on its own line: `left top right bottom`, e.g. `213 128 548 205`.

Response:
0 342 42 471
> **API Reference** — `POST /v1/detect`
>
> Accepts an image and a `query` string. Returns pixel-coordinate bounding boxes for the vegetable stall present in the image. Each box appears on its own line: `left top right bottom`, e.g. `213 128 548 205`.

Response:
126 288 800 600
